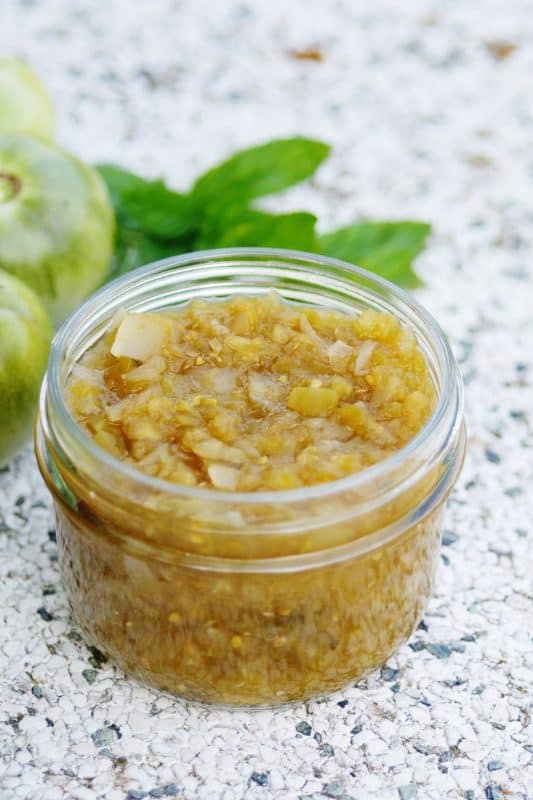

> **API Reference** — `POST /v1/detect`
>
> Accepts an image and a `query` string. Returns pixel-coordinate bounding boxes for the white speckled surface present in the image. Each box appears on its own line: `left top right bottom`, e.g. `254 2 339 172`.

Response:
1 1 532 798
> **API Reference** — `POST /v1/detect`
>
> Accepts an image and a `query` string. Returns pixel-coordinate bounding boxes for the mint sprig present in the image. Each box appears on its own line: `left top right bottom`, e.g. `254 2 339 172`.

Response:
97 138 430 286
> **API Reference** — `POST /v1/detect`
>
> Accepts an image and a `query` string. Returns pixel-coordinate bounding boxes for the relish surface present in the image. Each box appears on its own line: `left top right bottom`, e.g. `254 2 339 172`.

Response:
66 292 435 491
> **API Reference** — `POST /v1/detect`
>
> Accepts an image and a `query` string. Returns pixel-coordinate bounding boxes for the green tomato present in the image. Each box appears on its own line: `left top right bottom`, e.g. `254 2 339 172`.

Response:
0 134 114 325
0 269 52 464
0 59 55 141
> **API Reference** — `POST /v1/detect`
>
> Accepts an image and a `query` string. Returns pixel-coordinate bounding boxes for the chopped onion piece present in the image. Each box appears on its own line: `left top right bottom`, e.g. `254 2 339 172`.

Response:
354 340 376 374
111 314 171 362
207 463 240 490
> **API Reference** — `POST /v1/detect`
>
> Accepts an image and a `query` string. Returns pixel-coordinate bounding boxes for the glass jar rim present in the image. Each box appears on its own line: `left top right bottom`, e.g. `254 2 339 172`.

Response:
43 247 464 507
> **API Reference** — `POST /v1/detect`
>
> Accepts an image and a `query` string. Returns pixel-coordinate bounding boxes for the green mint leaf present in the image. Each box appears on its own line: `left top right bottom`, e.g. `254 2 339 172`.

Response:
96 164 147 209
110 225 190 279
119 181 195 240
191 138 330 213
97 165 195 240
201 210 318 251
319 221 431 287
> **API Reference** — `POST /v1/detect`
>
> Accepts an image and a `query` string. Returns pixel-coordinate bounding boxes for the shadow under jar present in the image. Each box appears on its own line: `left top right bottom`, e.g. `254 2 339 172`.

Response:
36 248 466 708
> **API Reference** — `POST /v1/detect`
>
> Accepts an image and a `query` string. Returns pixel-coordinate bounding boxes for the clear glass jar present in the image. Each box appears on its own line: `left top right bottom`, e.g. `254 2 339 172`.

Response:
35 248 465 707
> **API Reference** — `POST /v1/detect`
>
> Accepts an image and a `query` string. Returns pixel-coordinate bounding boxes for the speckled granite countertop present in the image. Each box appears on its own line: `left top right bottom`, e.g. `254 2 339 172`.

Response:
1 1 532 798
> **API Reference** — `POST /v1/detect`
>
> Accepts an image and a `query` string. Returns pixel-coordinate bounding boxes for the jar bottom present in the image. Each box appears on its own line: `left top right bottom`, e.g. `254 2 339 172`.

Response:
55 501 443 708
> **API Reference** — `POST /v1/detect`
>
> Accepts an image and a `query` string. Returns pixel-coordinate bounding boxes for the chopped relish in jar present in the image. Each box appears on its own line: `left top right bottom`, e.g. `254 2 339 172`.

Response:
66 292 435 491
39 251 466 708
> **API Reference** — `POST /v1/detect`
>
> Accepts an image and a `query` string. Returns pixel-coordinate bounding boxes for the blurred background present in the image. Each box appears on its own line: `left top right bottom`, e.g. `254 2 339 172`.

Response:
4 0 532 324
2 3 530 242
